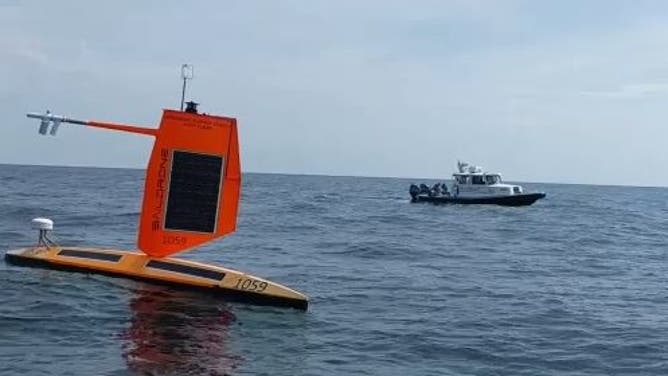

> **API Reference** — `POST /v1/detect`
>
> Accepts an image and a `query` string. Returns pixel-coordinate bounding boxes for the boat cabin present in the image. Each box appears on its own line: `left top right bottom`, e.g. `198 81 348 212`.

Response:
451 164 523 197
453 173 502 186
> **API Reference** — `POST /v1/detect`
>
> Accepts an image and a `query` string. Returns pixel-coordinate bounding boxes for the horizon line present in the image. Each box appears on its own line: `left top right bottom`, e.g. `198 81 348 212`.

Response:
0 162 666 190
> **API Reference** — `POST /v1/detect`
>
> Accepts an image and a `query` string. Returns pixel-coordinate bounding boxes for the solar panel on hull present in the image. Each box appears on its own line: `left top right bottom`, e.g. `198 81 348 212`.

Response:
58 249 122 262
146 260 226 281
164 151 224 233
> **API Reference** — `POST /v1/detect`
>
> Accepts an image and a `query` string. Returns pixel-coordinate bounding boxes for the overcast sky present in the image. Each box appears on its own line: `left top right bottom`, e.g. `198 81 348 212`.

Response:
2 1 668 186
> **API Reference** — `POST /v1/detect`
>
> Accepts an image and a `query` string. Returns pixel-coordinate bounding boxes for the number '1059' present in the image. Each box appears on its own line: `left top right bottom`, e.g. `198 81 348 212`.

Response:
234 278 268 292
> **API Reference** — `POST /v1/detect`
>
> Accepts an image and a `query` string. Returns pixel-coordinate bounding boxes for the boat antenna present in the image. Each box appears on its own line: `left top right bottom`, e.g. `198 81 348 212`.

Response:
180 64 194 111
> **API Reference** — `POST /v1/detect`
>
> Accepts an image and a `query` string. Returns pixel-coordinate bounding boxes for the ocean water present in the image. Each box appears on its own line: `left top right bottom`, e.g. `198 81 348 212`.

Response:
1 164 668 376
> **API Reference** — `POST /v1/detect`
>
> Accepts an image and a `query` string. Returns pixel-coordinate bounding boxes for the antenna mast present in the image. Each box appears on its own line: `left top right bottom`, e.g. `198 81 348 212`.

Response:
180 64 194 111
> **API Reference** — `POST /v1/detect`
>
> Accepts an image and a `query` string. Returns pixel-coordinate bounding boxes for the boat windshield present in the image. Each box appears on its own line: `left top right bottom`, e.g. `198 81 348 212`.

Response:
485 175 501 185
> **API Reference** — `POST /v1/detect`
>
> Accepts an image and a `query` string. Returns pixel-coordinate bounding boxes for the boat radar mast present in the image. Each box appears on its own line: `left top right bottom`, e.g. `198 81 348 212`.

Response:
5 70 308 310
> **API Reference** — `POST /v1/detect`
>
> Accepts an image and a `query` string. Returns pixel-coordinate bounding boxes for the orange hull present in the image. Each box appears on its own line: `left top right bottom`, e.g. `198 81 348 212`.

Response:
5 247 308 310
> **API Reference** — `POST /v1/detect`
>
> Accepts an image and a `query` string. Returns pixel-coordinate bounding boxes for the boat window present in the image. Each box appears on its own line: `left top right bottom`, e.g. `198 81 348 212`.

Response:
471 175 485 185
455 175 468 184
485 175 500 185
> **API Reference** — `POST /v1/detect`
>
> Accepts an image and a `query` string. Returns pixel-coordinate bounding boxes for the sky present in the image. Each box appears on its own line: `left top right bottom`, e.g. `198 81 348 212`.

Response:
1 0 668 186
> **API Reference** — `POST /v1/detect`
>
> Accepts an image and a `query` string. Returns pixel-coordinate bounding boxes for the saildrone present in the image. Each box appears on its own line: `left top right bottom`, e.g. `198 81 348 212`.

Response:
5 82 308 310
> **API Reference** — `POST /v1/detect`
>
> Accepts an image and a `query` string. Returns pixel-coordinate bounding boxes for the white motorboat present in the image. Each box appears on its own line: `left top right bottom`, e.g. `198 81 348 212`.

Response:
409 161 546 206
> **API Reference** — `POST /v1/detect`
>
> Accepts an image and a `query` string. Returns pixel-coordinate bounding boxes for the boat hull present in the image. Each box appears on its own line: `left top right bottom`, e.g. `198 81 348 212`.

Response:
5 247 308 310
412 192 546 206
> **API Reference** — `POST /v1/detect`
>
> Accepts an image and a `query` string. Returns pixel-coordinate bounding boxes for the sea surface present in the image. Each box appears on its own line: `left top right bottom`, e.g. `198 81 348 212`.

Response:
1 164 668 375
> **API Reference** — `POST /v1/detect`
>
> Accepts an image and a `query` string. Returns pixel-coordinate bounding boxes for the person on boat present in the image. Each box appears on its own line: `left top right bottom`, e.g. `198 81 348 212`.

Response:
429 183 441 197
441 183 449 196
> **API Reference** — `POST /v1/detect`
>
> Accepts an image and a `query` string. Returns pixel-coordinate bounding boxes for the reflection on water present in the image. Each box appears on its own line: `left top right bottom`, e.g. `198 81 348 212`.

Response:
121 286 244 376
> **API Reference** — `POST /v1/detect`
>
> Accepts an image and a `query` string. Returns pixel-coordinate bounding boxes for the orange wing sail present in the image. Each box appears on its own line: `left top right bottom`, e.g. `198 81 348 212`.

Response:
138 110 241 258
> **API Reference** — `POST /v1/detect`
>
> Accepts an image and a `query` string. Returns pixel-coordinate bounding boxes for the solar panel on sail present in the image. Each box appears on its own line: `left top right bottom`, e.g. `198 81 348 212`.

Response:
164 151 224 233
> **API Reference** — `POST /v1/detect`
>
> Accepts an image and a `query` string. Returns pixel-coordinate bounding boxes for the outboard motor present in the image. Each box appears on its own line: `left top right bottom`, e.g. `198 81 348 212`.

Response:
409 184 420 201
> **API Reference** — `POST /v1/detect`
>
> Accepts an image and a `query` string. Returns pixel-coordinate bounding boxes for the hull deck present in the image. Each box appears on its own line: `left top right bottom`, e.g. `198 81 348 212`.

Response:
5 247 308 310
412 192 546 206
